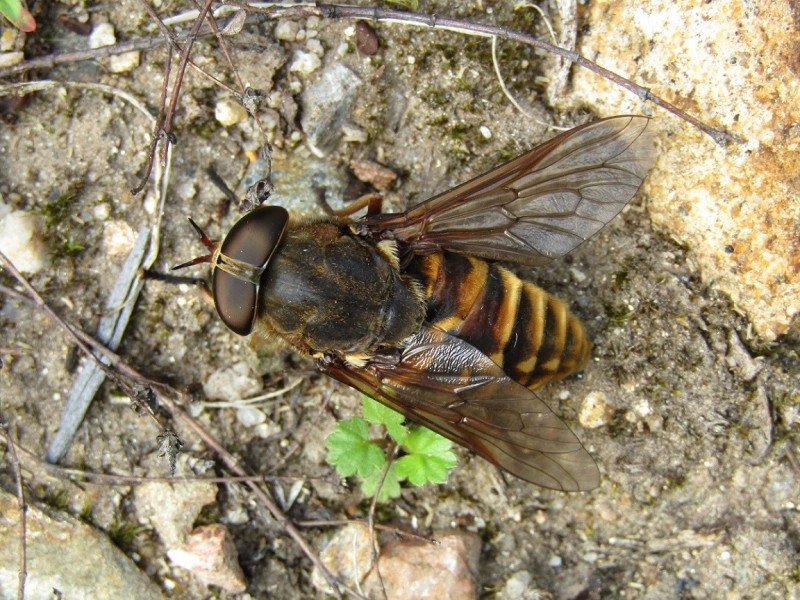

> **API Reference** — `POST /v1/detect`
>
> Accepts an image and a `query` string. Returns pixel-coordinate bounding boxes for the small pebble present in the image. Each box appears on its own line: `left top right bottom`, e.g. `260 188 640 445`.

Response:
235 406 267 427
341 124 368 143
289 50 322 75
578 391 614 429
215 97 248 127
204 361 262 403
570 266 588 283
89 22 116 49
110 51 140 73
503 570 532 599
274 20 300 41
355 21 379 56
306 38 324 57
224 507 249 525
93 202 111 221
350 159 397 190
102 220 136 257
0 52 24 68
0 210 48 274
167 524 246 594
479 125 492 139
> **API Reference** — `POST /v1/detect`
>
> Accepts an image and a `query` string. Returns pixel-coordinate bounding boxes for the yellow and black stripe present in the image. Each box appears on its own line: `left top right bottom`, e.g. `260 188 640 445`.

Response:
406 251 591 390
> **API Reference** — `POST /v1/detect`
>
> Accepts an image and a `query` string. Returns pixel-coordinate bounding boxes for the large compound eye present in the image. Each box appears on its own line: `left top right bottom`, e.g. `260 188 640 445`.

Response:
212 206 288 335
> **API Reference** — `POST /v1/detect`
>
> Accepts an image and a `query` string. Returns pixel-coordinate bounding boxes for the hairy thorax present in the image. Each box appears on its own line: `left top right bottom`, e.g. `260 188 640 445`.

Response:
255 220 425 355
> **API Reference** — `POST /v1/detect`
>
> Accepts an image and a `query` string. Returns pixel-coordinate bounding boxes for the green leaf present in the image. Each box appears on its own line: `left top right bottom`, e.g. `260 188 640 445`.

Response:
395 427 458 486
361 395 408 444
361 462 402 502
0 0 36 32
326 417 386 478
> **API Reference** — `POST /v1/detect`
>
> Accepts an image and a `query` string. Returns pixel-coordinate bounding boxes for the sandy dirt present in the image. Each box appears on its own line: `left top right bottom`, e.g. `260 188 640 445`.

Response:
0 1 797 598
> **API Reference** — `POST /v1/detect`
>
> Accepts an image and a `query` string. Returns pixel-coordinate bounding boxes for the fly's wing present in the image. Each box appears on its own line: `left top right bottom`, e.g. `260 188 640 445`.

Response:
321 326 599 491
365 116 656 266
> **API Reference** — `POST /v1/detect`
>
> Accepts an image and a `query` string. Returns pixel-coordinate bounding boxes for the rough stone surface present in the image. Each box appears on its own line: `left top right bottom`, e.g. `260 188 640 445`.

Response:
312 525 481 599
377 530 482 600
300 63 362 155
311 522 373 594
133 460 218 549
0 490 164 600
167 524 246 593
569 0 800 341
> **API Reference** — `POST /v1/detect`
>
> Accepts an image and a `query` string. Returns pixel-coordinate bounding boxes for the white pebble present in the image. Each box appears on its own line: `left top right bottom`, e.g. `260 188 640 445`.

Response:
305 38 324 56
89 22 116 49
0 210 48 274
110 51 140 73
93 202 111 221
632 398 651 417
341 123 368 143
570 266 588 283
0 52 23 68
102 220 136 257
215 98 248 127
503 571 532 599
479 125 492 139
289 50 322 75
236 406 267 427
578 391 614 429
548 555 563 567
204 361 262 403
274 20 300 42
224 507 250 525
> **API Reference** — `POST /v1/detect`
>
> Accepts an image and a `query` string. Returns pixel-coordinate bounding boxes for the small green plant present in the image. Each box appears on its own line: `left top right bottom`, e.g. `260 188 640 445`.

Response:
326 396 457 502
0 0 36 31
39 183 87 256
42 487 69 510
108 520 146 548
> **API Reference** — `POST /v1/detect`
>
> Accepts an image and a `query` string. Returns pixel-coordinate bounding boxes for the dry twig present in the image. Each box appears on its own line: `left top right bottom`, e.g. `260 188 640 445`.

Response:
1 423 28 600
0 2 736 146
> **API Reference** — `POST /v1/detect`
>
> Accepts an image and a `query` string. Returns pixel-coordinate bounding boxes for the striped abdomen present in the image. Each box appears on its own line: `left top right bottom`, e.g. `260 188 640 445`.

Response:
406 251 591 390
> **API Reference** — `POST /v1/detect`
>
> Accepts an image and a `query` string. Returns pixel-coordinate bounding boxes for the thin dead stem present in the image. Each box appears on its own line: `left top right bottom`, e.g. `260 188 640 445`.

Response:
367 440 398 600
1 424 28 600
0 2 736 146
0 257 353 597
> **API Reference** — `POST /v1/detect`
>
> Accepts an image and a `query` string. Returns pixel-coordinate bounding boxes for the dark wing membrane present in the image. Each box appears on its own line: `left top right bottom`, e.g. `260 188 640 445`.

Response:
365 116 656 266
322 326 599 491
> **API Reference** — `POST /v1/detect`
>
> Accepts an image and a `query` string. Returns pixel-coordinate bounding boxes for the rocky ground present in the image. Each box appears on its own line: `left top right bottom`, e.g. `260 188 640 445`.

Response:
0 1 797 599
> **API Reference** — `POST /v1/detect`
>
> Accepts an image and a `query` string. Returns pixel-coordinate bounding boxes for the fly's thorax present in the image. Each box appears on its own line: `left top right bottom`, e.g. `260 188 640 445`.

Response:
406 251 591 389
254 220 425 355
